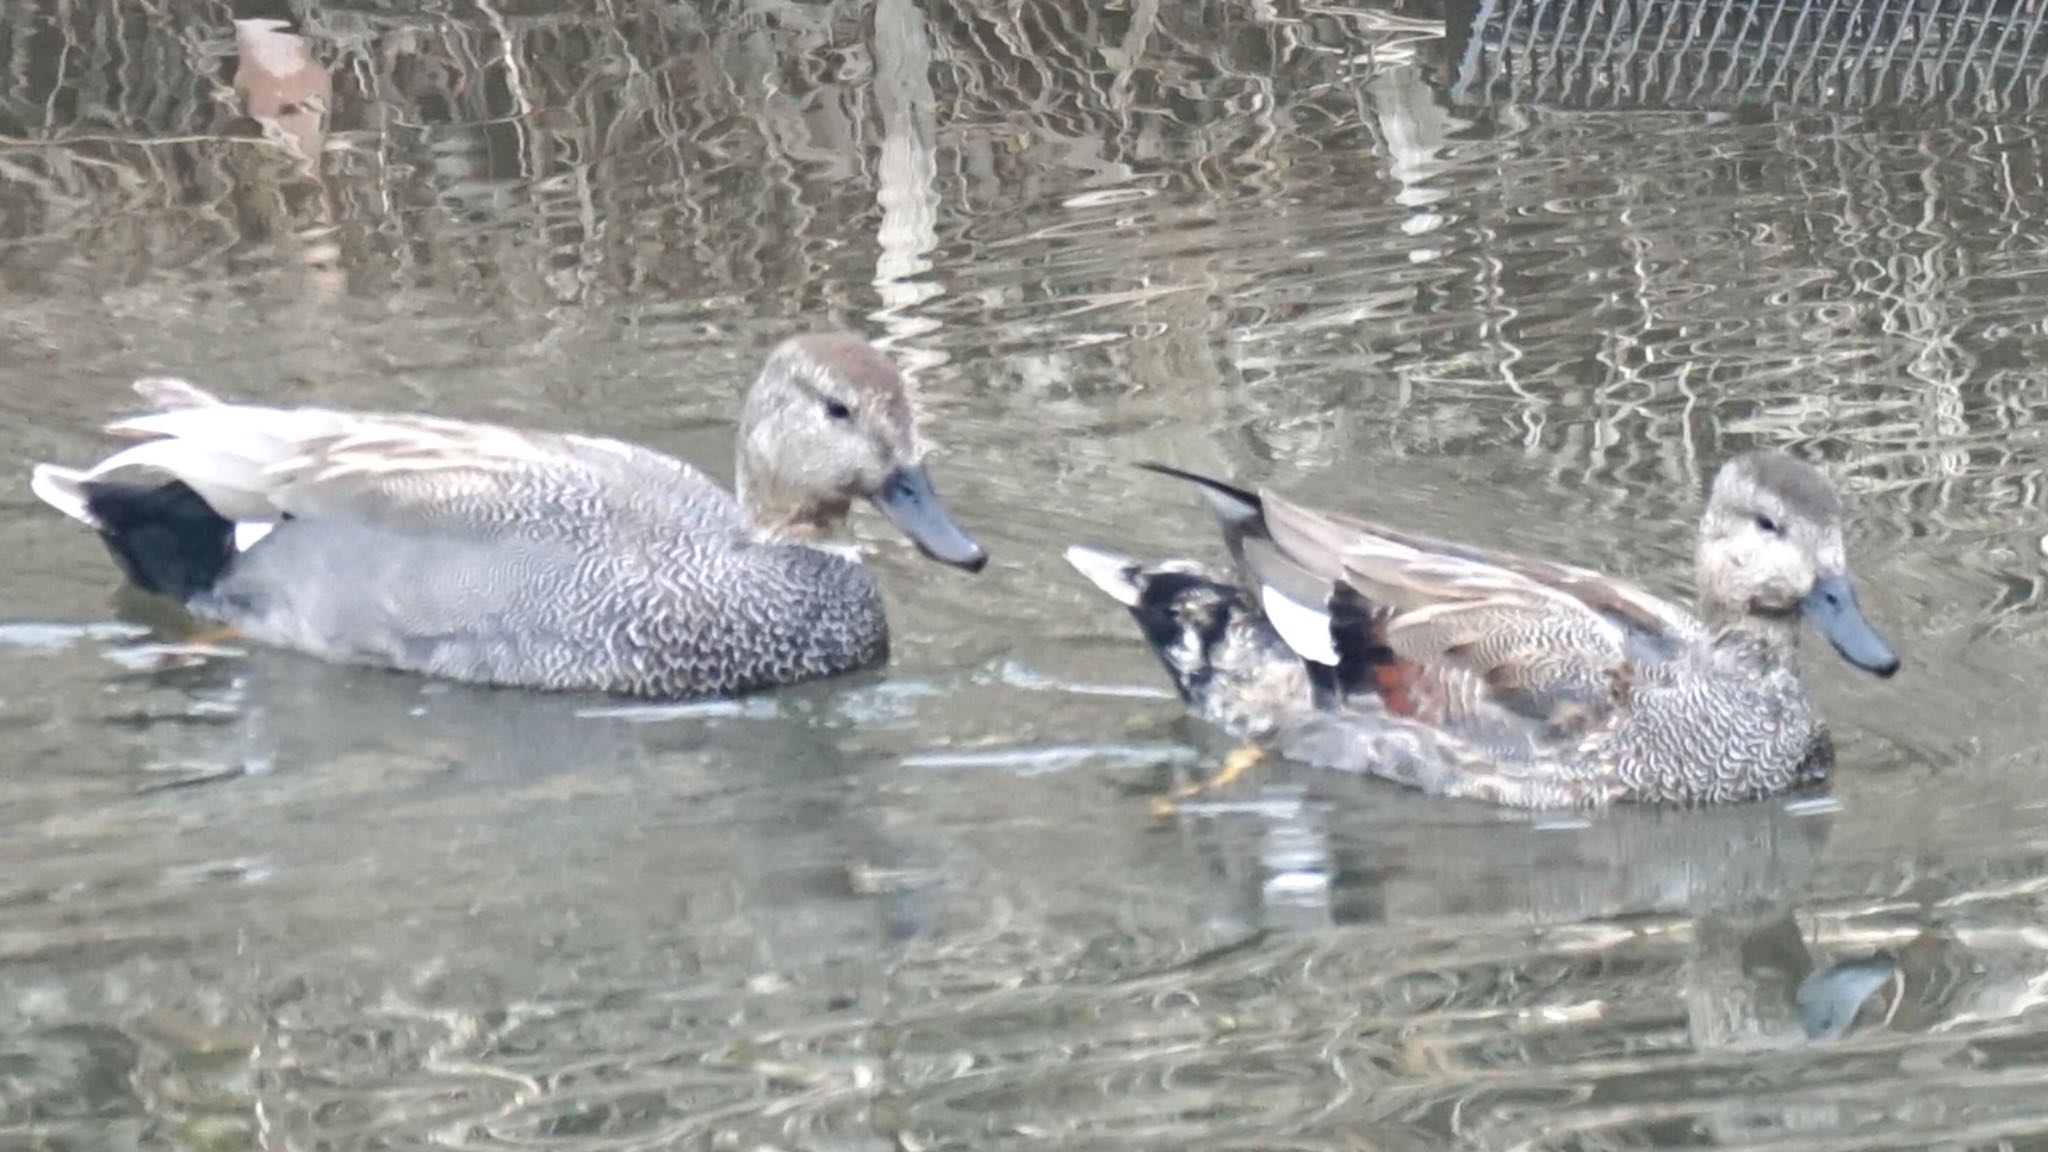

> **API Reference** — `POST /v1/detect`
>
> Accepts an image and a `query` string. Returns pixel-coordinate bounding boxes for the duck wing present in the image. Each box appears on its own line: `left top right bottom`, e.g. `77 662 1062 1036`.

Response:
1261 492 1698 651
84 380 742 544
1257 488 1700 730
1135 463 1700 735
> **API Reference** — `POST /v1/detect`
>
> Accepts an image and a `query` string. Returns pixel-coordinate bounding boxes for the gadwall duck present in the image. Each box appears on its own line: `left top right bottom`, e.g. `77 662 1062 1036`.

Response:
31 333 987 699
1067 451 1898 808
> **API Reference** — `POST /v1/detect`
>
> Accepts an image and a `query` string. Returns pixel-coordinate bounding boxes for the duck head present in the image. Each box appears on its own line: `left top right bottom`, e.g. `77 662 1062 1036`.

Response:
1065 545 1309 733
1694 450 1898 677
736 333 986 572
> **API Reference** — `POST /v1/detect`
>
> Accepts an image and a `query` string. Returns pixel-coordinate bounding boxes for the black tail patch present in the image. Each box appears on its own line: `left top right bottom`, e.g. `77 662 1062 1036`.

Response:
1326 583 1385 692
82 480 236 603
1307 583 1413 714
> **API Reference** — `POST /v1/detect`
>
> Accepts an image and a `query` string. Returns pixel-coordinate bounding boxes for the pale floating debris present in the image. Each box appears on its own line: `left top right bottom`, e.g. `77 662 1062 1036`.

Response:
900 742 1193 775
1783 795 1845 817
576 697 779 722
831 678 946 725
0 621 148 651
1172 793 1309 819
986 659 1177 700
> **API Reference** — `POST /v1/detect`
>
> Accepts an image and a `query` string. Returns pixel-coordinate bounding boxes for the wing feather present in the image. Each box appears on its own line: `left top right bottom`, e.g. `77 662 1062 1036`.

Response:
71 385 741 544
1255 488 1693 730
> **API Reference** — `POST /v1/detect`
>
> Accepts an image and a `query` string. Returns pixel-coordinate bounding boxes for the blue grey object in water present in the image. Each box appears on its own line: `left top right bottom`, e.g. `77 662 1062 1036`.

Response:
1798 954 1904 1041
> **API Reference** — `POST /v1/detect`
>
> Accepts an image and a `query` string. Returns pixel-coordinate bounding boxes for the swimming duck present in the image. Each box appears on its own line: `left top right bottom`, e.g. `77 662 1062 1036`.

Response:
31 333 987 699
1067 452 1898 808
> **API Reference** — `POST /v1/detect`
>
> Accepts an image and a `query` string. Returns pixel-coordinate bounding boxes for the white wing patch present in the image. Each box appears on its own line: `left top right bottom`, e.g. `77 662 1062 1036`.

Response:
1259 583 1339 666
234 521 276 552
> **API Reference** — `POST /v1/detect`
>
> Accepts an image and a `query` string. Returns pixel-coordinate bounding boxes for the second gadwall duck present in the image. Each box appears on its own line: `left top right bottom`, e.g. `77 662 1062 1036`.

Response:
31 333 987 699
1067 452 1898 808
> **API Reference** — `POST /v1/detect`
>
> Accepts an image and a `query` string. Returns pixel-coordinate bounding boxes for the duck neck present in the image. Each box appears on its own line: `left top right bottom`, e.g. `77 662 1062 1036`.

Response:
1703 603 1801 668
735 464 856 550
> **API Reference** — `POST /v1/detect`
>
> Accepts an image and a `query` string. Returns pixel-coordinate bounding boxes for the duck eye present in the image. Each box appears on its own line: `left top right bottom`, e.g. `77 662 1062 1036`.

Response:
822 398 852 421
1753 513 1781 536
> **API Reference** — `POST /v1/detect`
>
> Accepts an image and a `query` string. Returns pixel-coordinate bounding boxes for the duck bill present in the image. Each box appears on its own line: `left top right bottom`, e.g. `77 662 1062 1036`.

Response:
1801 572 1899 678
871 464 988 572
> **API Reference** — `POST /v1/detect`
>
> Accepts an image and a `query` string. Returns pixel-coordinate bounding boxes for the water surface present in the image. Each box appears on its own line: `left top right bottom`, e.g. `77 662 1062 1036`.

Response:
5 2 2048 1148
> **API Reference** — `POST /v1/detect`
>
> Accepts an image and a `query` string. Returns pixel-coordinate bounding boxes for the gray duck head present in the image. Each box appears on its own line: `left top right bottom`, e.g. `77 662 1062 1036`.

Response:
1694 450 1898 678
736 333 986 572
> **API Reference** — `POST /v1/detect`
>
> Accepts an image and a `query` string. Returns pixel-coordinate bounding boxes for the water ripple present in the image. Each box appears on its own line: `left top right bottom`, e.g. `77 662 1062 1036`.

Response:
5 1 2048 1149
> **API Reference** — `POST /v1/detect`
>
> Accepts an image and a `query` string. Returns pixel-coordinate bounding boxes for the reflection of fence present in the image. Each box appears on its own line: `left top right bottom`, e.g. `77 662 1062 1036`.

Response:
1445 0 2048 112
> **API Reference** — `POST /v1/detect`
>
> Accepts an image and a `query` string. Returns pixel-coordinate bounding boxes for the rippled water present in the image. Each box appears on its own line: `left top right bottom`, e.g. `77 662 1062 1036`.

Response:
7 1 2048 1148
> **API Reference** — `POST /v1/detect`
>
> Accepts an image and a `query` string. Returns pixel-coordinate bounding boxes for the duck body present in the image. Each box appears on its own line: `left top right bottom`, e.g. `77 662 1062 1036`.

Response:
178 439 890 698
1068 452 1897 809
33 334 985 699
1273 620 1836 808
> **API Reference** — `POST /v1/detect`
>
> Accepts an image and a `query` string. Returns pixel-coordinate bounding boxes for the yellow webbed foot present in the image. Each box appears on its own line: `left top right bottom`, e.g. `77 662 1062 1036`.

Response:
178 624 244 647
1149 744 1268 817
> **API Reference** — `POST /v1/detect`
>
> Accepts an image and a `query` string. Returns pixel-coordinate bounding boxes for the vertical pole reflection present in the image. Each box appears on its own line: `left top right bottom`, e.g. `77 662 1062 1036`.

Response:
869 0 946 374
231 18 341 296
